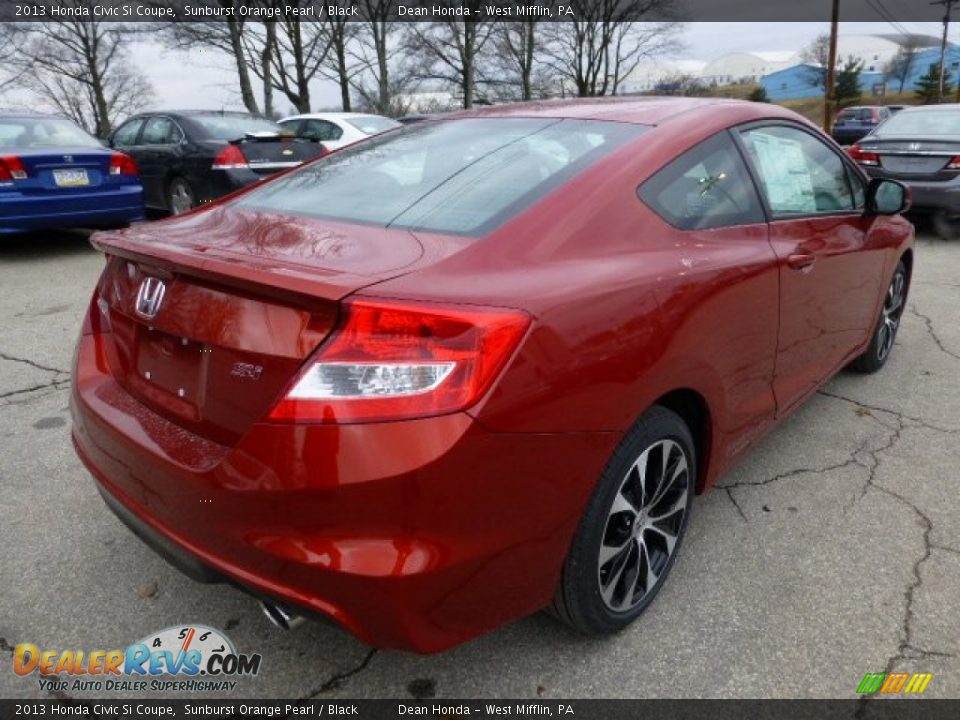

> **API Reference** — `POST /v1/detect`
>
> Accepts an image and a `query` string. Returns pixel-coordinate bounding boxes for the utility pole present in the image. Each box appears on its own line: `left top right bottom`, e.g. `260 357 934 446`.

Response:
824 0 840 132
932 0 956 102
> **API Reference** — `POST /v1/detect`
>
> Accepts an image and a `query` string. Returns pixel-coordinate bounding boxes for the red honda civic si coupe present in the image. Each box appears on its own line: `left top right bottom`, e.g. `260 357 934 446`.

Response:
71 98 913 653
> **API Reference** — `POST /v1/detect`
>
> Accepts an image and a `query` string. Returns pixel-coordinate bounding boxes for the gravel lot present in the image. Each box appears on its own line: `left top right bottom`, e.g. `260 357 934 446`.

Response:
1 227 958 700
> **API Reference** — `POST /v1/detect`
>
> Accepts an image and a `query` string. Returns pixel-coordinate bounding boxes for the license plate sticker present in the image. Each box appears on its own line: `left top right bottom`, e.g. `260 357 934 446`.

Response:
53 169 89 187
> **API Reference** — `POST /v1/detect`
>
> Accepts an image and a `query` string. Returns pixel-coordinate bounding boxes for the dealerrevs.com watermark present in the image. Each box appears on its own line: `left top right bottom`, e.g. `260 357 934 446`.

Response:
12 625 262 694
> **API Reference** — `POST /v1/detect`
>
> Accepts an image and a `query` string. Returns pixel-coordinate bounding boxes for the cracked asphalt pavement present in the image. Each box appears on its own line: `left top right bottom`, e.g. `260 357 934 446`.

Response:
1 229 958 700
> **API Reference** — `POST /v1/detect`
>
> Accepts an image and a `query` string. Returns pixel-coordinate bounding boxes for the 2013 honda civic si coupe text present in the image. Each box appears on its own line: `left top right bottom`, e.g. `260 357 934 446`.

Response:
71 98 914 653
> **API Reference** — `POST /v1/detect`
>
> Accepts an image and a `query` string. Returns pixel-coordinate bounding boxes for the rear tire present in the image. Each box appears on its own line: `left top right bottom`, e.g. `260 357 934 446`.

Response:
166 177 196 216
850 261 907 374
550 406 695 635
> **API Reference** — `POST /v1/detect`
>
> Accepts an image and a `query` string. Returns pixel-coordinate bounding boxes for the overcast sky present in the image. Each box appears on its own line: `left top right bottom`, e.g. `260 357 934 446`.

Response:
11 21 948 116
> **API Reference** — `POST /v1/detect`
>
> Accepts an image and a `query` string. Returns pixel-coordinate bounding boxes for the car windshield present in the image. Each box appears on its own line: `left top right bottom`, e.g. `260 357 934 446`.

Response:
0 117 101 150
234 117 645 236
346 115 402 135
191 114 282 140
873 108 960 136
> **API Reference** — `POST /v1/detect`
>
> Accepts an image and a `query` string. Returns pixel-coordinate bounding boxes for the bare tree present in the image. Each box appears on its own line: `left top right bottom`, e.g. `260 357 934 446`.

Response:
800 33 831 89
0 24 19 92
349 0 414 115
8 20 152 136
541 0 683 97
321 9 359 111
405 5 496 109
886 36 923 94
488 21 544 101
161 3 261 114
244 9 335 113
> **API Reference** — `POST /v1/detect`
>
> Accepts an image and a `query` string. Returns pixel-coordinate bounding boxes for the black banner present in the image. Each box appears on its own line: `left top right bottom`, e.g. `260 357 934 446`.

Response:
0 0 951 23
2 700 960 720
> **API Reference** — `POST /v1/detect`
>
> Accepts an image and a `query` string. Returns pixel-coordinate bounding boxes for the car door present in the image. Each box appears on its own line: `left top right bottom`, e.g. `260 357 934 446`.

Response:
137 116 182 208
736 122 885 415
638 130 781 461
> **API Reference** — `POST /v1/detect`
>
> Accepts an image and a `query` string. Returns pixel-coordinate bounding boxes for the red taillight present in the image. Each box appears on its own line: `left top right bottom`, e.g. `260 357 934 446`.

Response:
212 144 249 170
268 298 531 424
848 145 880 166
0 155 28 182
946 156 960 170
109 152 138 176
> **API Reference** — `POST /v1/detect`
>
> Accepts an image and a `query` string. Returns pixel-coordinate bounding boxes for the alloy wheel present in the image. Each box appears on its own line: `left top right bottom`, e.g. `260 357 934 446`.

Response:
597 439 690 612
877 269 905 363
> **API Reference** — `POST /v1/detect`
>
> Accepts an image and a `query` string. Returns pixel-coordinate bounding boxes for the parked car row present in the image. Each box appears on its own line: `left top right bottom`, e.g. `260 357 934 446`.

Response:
0 109 402 232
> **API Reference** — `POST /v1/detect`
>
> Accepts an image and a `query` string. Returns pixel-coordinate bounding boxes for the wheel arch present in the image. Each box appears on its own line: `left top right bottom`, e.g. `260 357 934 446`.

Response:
652 388 713 494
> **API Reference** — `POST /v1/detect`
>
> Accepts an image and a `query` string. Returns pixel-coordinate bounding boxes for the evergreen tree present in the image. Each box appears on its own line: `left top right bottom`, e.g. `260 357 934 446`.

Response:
915 62 953 103
748 85 769 103
834 56 863 108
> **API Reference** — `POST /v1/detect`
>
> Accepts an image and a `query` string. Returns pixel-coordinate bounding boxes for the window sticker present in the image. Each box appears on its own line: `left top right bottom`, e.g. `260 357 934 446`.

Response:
749 131 817 214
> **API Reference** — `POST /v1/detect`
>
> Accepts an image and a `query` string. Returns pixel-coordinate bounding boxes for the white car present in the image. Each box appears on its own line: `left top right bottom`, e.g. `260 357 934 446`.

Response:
277 112 401 151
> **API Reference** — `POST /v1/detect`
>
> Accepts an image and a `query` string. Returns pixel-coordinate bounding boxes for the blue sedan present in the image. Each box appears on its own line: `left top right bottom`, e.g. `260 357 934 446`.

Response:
0 113 145 234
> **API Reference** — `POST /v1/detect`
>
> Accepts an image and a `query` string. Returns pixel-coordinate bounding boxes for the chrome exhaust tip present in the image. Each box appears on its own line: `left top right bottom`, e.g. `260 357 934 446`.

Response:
259 599 305 630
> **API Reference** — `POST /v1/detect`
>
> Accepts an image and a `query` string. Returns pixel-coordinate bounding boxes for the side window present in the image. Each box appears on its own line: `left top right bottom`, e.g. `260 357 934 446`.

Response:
141 117 174 145
846 164 866 209
113 119 143 148
278 119 301 137
304 119 343 142
739 125 854 216
638 131 765 230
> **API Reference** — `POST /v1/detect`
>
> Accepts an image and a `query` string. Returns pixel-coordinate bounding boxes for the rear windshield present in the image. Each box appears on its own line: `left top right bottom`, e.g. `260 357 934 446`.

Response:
873 108 960 136
234 118 644 236
0 117 101 150
346 115 401 135
190 114 282 140
838 108 875 121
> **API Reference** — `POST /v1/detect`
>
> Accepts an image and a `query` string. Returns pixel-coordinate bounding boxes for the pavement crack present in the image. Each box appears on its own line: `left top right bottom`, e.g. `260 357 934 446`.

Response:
909 304 960 362
0 350 68 376
302 648 377 698
817 389 960 435
0 378 70 401
931 543 960 557
0 637 14 654
723 487 748 522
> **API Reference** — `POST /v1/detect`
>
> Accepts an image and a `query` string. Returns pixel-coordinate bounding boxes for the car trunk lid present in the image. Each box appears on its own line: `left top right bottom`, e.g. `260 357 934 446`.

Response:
5 148 115 194
231 134 324 175
90 206 442 446
860 137 960 178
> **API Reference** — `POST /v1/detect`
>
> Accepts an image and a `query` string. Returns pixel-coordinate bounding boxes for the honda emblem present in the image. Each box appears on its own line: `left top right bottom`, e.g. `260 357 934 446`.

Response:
135 277 166 319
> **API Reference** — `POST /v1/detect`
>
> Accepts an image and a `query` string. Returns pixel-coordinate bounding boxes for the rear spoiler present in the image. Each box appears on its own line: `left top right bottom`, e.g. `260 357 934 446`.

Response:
90 230 367 307
229 131 298 145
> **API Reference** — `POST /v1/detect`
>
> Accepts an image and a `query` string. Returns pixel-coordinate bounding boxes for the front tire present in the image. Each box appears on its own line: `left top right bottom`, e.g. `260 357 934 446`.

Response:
550 406 695 634
850 261 907 374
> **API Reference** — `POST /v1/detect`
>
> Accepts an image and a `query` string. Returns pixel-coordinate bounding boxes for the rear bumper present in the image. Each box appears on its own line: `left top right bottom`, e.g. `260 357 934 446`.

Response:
70 331 614 653
863 167 960 213
0 185 145 233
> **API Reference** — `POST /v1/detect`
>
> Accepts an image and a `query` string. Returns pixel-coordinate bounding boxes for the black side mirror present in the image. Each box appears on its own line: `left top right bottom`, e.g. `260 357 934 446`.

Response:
866 178 910 215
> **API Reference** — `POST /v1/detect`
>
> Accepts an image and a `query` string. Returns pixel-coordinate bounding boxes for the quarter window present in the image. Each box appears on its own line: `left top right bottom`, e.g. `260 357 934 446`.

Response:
739 125 855 216
638 132 764 230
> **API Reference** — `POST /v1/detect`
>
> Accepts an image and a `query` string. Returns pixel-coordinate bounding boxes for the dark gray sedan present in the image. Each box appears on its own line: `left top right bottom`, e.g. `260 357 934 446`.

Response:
848 104 960 235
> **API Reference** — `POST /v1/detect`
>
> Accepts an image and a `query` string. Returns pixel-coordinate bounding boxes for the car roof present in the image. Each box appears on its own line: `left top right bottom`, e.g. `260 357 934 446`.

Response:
895 103 959 112
283 112 384 121
435 96 799 127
